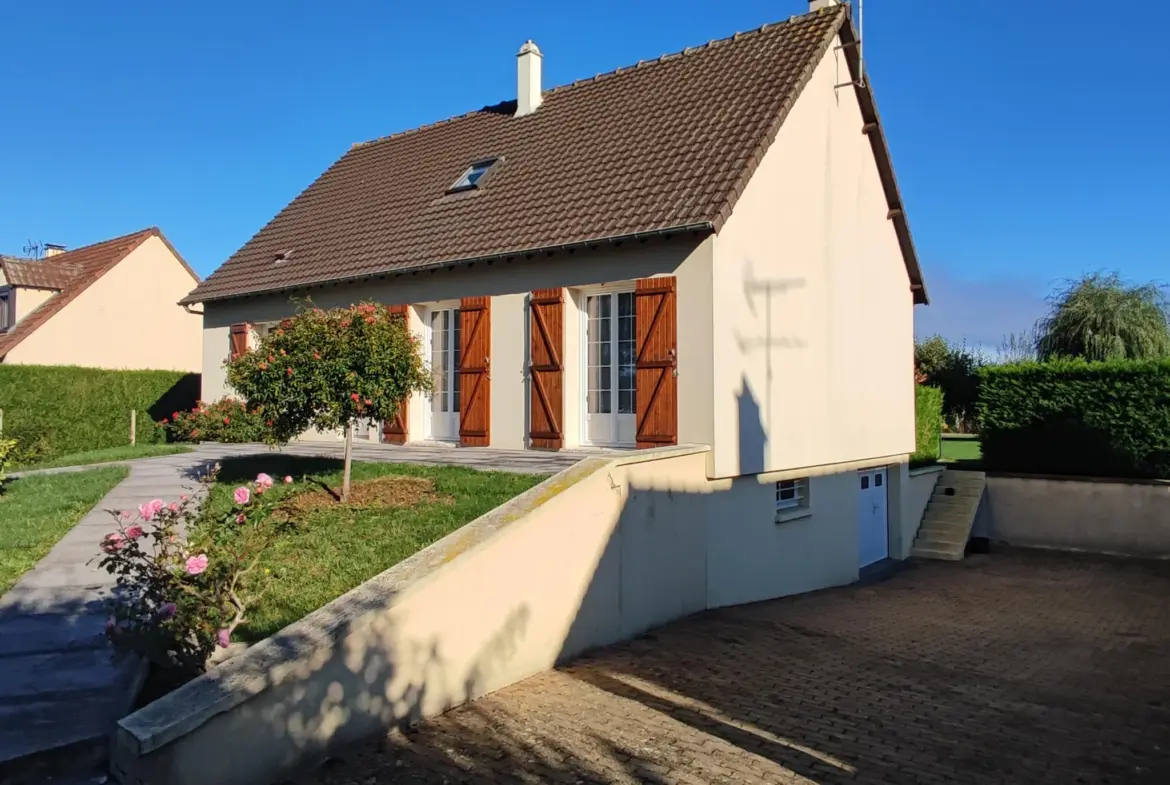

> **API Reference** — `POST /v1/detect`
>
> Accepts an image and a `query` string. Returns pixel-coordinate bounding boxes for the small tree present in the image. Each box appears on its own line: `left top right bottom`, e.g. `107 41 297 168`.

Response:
227 303 432 501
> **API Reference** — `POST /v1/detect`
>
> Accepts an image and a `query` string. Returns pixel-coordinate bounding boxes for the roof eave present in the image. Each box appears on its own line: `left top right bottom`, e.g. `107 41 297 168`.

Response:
836 12 928 305
182 222 716 306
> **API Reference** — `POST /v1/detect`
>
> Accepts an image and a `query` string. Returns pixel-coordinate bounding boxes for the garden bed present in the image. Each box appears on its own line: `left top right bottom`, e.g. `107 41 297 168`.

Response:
202 455 547 643
0 466 128 593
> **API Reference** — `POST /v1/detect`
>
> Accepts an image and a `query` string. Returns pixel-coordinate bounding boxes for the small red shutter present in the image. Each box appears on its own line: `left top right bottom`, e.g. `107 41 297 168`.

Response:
229 323 250 360
382 304 410 444
529 288 564 450
459 297 491 446
634 277 678 448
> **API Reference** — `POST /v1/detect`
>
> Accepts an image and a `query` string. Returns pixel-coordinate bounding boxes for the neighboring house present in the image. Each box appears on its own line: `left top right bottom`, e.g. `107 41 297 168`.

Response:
188 1 930 589
0 227 202 372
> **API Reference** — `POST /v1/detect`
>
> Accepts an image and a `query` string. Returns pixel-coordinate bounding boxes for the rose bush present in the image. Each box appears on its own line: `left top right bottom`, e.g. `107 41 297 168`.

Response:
163 398 268 443
96 467 294 684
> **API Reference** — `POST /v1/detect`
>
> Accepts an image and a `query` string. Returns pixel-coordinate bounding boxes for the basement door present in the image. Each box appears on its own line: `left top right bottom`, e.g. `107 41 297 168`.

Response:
428 306 460 441
858 468 889 568
583 290 636 447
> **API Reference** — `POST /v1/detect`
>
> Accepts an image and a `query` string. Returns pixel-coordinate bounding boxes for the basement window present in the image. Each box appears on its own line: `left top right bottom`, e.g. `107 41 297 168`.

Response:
776 478 809 511
448 158 498 193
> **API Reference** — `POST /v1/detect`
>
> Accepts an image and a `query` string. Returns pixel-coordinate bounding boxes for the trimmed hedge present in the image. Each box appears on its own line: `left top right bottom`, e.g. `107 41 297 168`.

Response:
912 385 943 465
978 359 1170 479
0 366 200 462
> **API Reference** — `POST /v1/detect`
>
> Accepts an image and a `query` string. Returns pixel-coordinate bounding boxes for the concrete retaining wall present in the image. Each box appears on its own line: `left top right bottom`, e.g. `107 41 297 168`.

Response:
984 475 1170 557
900 466 944 558
113 447 911 785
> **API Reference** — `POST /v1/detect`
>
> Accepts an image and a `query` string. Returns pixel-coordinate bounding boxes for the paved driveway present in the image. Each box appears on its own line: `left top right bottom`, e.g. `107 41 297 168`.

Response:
291 551 1170 784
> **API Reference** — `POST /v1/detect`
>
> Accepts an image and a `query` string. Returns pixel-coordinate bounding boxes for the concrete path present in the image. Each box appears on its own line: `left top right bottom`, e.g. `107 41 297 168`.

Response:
0 440 585 778
0 450 218 777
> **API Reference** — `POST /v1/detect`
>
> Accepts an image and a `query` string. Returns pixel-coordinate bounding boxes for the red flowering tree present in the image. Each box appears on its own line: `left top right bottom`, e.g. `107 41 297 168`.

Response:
227 302 432 501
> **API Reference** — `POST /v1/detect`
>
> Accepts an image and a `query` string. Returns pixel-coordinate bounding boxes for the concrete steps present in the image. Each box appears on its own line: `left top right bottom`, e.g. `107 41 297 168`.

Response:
911 469 985 561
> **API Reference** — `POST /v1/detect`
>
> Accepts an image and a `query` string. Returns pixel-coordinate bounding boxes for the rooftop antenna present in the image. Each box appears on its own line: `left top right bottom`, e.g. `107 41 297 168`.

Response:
22 240 43 260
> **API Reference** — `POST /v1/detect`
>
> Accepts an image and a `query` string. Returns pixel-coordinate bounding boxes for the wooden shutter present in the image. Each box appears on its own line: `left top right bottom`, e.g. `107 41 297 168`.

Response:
229 323 250 360
458 297 491 446
381 304 410 444
528 288 564 450
635 277 678 448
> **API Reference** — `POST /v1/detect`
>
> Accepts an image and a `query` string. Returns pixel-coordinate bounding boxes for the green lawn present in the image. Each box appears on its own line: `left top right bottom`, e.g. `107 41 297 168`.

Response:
0 467 128 593
940 435 983 465
16 443 194 471
202 455 547 642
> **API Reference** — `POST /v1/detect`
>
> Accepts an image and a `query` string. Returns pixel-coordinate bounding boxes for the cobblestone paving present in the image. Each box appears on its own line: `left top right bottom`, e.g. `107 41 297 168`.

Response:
291 551 1170 784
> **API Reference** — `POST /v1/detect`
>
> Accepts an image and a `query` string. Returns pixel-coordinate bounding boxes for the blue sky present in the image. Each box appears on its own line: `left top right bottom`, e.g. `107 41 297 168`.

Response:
2 1 1166 349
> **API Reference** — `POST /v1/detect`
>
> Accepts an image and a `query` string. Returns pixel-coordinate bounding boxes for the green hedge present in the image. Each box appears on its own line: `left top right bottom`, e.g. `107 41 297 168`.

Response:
978 359 1170 479
0 366 200 462
912 385 943 465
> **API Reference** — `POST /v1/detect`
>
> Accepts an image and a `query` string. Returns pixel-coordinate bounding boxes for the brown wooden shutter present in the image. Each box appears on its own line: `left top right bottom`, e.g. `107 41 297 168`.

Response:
381 304 410 444
528 288 564 450
229 323 250 360
635 277 678 448
458 297 491 446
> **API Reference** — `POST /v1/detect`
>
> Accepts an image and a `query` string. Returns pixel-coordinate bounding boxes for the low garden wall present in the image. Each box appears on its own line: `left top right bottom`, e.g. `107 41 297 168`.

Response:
983 475 1170 557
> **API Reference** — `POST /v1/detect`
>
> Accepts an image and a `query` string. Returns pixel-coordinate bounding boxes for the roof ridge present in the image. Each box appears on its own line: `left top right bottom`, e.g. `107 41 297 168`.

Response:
352 7 839 150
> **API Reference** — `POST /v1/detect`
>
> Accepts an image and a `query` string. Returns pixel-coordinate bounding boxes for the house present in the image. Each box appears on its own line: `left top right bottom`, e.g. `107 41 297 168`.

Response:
188 1 929 584
0 227 202 372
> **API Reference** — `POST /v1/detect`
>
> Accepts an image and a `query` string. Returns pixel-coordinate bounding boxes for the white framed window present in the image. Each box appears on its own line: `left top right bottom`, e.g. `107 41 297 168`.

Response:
775 478 809 511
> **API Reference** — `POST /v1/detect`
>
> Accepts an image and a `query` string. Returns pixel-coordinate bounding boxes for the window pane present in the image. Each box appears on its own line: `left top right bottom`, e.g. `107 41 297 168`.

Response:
588 387 600 414
588 341 600 366
599 312 611 343
587 296 600 320
599 389 612 414
619 389 634 414
861 475 869 490
875 474 882 487
599 294 612 319
453 310 461 372
619 314 633 342
600 341 612 366
618 292 634 318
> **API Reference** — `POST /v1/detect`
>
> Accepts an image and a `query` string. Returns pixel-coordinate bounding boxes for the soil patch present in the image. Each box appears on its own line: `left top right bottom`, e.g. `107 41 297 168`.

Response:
287 474 449 513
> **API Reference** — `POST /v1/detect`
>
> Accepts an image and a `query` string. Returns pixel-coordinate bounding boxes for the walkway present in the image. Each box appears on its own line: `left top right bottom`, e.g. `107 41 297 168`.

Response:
0 450 217 777
289 551 1170 785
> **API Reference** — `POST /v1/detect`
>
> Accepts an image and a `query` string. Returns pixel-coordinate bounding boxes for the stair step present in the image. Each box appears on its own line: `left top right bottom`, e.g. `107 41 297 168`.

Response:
916 531 969 548
917 521 971 538
932 487 983 500
926 500 977 515
912 545 965 561
921 510 971 526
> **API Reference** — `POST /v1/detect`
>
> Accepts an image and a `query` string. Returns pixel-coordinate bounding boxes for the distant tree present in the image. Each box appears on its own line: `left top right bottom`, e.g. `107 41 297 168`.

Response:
914 334 984 432
997 328 1040 364
1036 272 1170 361
228 303 432 502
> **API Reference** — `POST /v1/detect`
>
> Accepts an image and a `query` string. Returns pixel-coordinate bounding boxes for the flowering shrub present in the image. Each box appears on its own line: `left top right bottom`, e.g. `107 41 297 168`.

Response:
227 302 432 501
96 468 293 684
163 398 268 443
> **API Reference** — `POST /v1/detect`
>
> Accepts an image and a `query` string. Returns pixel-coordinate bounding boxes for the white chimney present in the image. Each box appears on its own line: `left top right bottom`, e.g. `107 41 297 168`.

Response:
516 40 543 117
809 0 840 10
43 243 66 258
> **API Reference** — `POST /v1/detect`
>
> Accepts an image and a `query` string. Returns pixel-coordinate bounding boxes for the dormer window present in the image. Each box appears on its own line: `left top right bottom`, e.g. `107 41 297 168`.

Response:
448 158 498 193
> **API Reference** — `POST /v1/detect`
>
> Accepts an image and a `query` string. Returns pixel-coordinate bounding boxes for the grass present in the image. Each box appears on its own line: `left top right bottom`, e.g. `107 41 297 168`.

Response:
940 434 983 465
16 443 194 471
0 466 128 593
202 455 547 643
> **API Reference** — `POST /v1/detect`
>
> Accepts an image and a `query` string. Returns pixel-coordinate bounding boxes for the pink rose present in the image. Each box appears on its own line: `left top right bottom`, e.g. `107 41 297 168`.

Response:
283 476 293 484
169 502 180 513
185 554 209 575
137 499 164 520
236 513 246 524
255 473 274 488
101 533 126 553
159 602 177 618
125 525 144 540
216 628 231 649
118 510 132 520
180 494 189 502
233 487 250 505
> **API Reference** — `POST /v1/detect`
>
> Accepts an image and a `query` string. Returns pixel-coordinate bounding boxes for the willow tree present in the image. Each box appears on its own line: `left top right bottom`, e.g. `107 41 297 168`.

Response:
1035 273 1170 362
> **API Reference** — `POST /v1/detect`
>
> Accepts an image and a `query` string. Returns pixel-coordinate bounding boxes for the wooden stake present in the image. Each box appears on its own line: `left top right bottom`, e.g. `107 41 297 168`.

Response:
130 410 137 446
341 421 354 503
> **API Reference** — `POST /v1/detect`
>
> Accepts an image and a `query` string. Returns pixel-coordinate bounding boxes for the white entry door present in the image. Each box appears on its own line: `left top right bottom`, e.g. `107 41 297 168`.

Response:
858 468 889 567
429 307 461 441
584 291 636 447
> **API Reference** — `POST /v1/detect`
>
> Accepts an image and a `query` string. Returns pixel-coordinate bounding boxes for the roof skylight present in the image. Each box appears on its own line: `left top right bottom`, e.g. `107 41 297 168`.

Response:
448 158 497 192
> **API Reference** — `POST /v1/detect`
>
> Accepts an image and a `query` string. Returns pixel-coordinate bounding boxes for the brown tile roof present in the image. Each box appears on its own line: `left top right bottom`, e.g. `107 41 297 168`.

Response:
0 227 193 359
186 4 925 305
